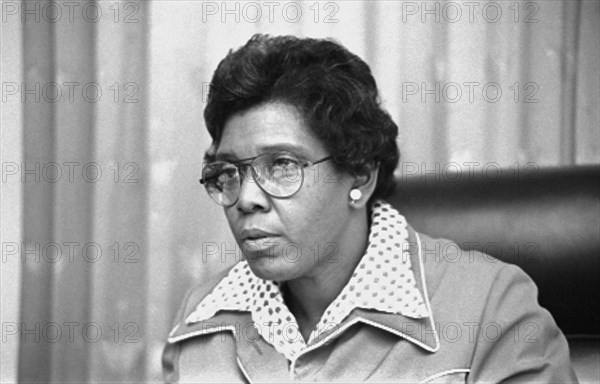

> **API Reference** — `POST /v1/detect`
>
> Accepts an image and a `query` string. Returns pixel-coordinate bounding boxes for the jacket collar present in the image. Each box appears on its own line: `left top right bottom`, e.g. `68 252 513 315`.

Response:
167 203 440 355
353 226 440 352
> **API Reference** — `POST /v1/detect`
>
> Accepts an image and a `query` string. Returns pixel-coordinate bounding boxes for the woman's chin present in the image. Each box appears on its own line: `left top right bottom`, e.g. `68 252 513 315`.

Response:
244 255 301 282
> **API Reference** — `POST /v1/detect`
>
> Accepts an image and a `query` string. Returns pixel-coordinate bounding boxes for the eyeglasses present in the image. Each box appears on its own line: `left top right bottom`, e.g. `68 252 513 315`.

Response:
200 152 332 206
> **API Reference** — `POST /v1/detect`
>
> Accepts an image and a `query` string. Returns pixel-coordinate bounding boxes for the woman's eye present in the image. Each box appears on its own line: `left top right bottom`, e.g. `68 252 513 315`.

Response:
218 168 238 181
272 157 297 167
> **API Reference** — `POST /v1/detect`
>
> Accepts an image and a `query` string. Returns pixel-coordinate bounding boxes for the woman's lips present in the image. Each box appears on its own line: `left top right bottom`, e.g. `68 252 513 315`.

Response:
241 228 278 241
240 229 281 255
242 235 280 248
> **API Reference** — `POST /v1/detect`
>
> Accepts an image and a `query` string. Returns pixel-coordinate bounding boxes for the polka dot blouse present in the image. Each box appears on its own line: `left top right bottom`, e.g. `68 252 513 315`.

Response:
186 200 429 360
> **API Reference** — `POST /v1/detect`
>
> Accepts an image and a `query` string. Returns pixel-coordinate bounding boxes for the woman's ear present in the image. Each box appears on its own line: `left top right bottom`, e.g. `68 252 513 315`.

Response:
349 163 379 208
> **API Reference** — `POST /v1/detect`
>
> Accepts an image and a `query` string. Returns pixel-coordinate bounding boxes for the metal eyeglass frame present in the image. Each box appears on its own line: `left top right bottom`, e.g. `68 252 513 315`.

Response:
199 153 332 206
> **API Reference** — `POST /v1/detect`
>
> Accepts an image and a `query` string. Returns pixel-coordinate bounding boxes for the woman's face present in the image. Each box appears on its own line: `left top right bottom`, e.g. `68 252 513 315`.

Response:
216 102 357 282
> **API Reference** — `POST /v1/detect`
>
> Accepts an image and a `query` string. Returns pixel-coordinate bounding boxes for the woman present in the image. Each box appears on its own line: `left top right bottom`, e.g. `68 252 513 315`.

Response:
163 34 577 383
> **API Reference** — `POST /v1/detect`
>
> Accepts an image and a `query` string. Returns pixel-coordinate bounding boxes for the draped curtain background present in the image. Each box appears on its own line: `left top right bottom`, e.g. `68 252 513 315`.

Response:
1 0 598 382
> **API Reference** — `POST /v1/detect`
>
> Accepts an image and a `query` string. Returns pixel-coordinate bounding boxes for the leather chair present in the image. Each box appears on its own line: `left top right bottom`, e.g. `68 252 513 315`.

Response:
388 165 600 383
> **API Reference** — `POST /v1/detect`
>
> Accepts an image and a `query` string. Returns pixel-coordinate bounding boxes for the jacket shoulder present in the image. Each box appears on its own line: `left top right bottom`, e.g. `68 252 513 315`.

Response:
163 265 242 383
414 231 577 382
415 231 519 287
170 265 233 331
414 231 540 318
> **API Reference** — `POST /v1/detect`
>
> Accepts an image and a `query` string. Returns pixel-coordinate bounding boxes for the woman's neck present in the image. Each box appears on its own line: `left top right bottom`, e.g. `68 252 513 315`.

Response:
282 210 370 342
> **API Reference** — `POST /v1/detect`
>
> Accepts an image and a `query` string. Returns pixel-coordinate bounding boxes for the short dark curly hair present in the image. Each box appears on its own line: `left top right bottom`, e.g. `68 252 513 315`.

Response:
204 34 400 203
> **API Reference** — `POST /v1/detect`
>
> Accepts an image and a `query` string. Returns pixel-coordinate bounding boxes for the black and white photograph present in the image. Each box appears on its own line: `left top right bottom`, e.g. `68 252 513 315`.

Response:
1 0 599 383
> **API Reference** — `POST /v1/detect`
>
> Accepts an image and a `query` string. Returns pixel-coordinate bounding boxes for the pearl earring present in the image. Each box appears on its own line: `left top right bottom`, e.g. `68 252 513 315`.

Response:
349 189 362 204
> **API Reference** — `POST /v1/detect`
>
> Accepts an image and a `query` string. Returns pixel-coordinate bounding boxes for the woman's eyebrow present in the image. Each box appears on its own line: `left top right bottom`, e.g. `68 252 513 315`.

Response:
215 144 311 161
214 152 237 161
257 143 310 157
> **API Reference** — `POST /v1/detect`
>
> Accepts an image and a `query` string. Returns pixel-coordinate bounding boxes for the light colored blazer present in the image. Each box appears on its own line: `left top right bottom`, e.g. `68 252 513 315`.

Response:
162 226 578 383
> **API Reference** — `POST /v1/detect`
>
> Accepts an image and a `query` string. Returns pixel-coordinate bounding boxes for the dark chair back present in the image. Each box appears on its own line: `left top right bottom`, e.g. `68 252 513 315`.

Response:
388 165 600 381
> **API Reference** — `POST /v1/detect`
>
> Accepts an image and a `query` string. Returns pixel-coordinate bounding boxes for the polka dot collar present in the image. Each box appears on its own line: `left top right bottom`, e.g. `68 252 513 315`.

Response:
185 200 429 360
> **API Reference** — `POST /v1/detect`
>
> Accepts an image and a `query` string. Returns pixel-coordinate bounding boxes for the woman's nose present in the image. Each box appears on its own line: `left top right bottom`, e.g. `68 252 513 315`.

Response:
236 168 270 214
